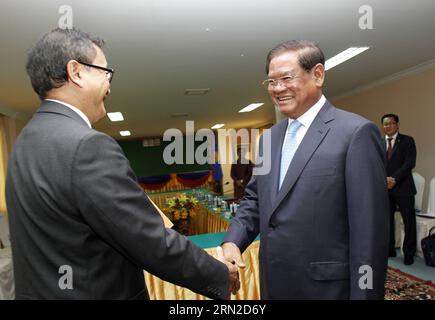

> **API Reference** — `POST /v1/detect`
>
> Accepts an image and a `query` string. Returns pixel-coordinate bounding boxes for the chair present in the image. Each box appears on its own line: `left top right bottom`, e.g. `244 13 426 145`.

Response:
400 174 435 258
0 248 15 299
0 215 10 249
427 177 435 213
412 172 425 212
395 172 425 248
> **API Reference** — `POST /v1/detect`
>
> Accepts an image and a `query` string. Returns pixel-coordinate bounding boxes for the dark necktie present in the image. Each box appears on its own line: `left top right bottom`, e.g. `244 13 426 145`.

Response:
387 138 393 160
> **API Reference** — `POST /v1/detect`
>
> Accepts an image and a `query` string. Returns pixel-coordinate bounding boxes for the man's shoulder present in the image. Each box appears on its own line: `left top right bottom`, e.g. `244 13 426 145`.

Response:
21 111 114 152
398 133 414 141
75 130 121 154
331 105 371 127
322 104 382 141
396 133 416 149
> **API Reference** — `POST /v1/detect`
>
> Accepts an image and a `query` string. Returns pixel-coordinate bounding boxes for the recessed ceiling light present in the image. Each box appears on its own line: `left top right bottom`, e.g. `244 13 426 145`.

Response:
184 88 210 95
239 103 264 113
170 113 189 118
120 130 131 136
107 112 124 122
211 123 225 129
325 47 370 71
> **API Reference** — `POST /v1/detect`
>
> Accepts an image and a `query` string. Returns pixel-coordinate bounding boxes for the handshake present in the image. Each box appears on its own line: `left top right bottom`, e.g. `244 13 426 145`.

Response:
216 242 245 299
387 176 396 190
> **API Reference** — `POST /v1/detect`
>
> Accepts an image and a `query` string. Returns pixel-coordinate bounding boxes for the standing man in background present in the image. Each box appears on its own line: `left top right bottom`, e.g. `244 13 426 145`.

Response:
231 147 253 201
382 113 417 265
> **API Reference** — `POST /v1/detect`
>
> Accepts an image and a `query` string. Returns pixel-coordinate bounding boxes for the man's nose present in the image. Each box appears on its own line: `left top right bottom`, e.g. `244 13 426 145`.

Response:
272 82 286 93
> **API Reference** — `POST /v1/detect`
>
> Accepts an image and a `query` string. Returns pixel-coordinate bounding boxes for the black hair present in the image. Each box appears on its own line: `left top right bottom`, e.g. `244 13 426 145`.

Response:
265 40 325 74
381 113 399 123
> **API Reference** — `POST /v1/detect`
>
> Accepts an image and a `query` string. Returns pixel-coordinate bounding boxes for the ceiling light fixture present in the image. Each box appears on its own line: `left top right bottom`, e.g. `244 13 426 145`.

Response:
239 103 264 113
170 113 189 118
120 131 131 137
107 112 124 122
325 47 370 71
184 88 210 96
211 123 225 129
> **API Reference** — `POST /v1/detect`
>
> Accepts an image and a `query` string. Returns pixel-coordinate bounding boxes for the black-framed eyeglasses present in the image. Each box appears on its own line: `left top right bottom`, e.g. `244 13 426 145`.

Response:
77 61 115 83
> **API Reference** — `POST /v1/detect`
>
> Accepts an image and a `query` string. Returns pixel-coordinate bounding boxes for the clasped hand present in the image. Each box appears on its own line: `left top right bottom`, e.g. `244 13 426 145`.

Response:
216 242 246 298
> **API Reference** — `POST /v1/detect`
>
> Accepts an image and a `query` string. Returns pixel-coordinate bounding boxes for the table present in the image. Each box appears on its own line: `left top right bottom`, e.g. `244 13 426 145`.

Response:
144 233 261 300
148 189 232 235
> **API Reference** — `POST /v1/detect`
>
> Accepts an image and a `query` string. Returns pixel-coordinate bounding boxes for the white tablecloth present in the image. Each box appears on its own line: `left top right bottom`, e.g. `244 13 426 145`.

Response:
0 248 14 300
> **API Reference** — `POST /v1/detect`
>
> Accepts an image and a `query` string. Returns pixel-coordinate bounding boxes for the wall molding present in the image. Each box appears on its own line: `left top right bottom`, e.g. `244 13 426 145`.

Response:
0 104 31 121
331 58 435 101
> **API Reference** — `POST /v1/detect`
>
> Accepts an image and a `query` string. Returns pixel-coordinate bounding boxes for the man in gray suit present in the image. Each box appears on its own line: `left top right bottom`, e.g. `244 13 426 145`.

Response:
6 28 239 299
221 40 389 299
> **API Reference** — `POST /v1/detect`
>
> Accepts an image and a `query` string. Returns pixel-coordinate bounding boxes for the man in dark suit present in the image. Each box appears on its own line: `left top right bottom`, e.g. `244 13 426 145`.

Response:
5 28 239 299
220 40 389 299
231 147 253 201
382 113 417 265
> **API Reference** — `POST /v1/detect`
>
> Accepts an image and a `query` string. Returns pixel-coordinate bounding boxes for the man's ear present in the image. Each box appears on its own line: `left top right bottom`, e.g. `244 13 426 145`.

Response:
312 63 325 87
66 60 85 88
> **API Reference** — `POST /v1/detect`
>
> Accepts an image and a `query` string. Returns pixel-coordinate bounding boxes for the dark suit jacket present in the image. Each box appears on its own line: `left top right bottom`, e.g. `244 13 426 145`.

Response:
384 133 417 197
6 101 228 299
224 100 389 300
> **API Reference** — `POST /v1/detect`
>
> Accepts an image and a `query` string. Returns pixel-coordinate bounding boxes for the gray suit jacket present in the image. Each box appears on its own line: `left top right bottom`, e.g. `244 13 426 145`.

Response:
224 100 389 299
6 101 228 299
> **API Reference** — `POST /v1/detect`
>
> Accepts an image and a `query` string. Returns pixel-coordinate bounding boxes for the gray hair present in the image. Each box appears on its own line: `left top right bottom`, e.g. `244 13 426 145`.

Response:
26 28 105 99
265 40 325 74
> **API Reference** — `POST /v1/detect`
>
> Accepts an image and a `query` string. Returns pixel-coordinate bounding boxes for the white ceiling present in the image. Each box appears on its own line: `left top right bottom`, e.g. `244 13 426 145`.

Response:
1 0 435 139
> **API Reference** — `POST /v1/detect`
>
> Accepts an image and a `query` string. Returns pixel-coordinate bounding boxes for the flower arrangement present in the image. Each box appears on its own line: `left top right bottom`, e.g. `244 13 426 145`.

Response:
166 193 199 220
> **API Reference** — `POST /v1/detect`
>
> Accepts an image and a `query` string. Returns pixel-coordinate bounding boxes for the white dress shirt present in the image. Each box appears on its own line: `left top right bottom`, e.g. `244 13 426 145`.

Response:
45 99 92 128
385 132 398 149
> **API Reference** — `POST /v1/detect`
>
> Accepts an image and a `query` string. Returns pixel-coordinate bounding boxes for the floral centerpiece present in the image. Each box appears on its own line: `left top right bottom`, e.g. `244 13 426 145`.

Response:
166 193 199 221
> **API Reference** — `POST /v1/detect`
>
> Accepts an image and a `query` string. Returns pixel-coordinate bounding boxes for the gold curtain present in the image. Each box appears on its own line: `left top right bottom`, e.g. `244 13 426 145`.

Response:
144 241 261 300
0 116 8 213
0 114 24 215
143 173 214 194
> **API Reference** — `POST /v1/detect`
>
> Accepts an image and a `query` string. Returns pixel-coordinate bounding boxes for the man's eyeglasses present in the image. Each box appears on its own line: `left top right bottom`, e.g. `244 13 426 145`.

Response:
77 61 115 83
261 74 300 90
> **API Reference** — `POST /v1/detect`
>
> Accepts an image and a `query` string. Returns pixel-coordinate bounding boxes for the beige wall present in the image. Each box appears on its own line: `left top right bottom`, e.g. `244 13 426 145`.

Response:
332 67 435 212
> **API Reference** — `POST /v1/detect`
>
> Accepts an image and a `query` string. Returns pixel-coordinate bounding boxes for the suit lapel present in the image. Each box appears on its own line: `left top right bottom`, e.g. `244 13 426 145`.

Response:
268 120 288 206
391 133 401 157
267 102 334 222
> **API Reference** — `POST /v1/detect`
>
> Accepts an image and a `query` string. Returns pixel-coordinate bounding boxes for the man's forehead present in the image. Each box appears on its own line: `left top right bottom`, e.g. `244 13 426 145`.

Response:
383 117 397 123
268 52 300 76
268 66 298 77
